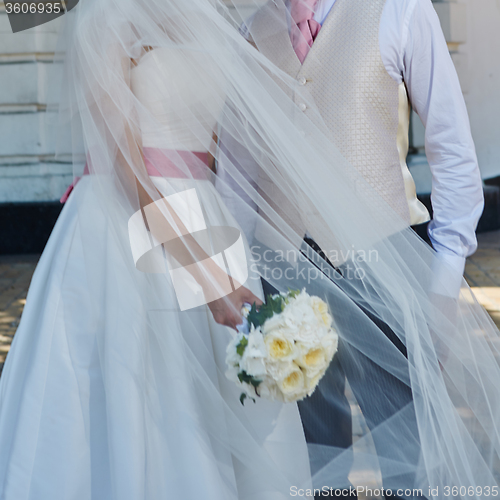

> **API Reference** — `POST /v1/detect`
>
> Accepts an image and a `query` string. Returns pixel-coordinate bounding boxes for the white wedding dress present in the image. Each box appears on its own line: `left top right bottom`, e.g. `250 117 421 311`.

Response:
0 48 312 500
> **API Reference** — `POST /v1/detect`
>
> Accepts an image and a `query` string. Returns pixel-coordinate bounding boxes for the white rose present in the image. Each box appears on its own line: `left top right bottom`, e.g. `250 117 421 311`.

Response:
282 299 316 327
264 359 293 381
276 363 306 398
262 313 287 335
304 369 325 396
264 329 296 362
310 296 333 328
290 325 323 344
321 332 338 361
294 342 328 376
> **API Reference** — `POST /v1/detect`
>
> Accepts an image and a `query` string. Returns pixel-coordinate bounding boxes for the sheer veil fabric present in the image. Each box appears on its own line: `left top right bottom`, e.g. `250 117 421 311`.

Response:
0 0 500 498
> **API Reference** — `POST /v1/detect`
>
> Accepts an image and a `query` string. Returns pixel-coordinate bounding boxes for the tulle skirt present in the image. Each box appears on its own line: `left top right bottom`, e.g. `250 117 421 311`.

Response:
0 175 312 500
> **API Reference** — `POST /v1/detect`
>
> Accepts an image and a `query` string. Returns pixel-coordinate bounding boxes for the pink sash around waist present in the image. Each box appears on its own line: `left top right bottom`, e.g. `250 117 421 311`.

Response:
60 148 210 203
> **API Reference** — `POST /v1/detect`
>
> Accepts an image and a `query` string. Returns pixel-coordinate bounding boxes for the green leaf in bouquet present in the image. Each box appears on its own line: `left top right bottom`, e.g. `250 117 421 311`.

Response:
236 336 248 357
285 288 301 303
247 294 285 329
239 393 256 406
237 370 262 389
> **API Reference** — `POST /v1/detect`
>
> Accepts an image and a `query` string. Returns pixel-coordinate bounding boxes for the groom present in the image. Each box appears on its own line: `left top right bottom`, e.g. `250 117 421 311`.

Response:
216 0 484 496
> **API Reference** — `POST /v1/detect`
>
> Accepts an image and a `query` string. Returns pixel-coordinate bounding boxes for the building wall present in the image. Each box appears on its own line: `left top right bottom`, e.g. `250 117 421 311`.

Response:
405 0 500 192
0 0 498 204
447 0 500 180
0 10 71 203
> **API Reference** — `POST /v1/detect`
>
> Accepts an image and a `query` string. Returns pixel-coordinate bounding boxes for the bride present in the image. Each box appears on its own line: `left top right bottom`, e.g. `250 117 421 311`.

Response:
2 0 500 498
0 1 314 499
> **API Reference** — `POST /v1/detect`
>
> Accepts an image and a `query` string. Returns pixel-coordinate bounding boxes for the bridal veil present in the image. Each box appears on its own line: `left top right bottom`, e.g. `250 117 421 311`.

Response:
34 0 500 496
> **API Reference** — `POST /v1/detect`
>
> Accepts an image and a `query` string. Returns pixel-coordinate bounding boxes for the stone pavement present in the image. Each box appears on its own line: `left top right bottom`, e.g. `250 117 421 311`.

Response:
0 254 39 374
464 230 500 329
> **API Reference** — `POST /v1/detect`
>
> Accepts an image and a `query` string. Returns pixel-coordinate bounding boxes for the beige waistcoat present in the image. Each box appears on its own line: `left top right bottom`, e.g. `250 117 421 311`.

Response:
249 0 430 241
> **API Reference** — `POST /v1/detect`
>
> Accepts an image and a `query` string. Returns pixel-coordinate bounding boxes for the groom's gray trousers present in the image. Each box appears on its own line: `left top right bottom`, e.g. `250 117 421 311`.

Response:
261 236 424 499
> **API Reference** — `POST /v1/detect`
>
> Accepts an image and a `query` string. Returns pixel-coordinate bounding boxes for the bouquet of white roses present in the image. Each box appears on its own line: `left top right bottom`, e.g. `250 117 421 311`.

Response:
225 289 338 404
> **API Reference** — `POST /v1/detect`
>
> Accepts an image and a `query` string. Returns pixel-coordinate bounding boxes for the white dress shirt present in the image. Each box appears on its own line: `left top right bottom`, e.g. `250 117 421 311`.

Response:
217 0 484 297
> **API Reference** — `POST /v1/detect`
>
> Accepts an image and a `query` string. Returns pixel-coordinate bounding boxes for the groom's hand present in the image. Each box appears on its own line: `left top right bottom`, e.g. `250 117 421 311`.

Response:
209 286 263 330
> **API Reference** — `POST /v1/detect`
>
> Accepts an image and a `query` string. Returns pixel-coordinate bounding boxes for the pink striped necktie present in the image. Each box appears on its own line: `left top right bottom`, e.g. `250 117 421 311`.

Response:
290 0 321 63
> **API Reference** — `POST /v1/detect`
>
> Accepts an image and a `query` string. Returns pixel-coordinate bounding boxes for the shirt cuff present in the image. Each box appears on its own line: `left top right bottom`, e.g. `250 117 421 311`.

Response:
429 251 466 299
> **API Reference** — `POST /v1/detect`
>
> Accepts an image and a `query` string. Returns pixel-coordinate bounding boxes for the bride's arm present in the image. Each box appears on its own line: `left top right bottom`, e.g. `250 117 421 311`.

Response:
112 49 262 328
